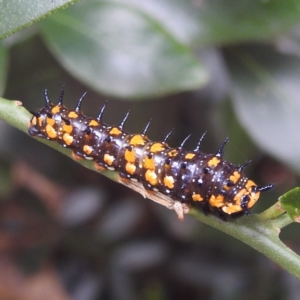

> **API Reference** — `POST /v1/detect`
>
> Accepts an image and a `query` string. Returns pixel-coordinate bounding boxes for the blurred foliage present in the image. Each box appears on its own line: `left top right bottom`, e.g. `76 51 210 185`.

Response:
0 0 300 299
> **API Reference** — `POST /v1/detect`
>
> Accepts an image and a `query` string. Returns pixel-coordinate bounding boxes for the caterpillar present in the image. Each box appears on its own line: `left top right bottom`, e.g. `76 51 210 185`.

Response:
28 87 274 220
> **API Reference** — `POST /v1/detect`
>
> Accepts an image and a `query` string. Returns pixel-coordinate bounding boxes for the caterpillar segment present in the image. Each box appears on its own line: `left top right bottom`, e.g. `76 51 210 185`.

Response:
28 88 274 220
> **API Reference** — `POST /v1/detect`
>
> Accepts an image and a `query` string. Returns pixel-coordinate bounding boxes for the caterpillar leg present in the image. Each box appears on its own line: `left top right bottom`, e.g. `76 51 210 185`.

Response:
118 176 190 220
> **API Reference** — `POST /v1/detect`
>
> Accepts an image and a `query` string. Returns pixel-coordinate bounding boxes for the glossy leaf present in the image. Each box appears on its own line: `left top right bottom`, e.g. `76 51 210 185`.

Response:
114 0 300 45
40 0 208 99
280 187 300 222
225 44 300 173
0 0 79 39
195 0 300 44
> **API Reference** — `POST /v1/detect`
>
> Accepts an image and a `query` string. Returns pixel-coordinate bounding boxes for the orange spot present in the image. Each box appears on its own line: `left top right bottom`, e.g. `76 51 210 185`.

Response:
168 149 178 157
83 145 93 155
185 153 195 160
125 148 135 163
31 117 37 126
130 135 146 146
246 180 260 209
233 189 246 205
222 204 242 214
163 176 174 189
143 156 155 170
38 117 43 127
150 143 164 153
207 157 220 167
72 152 83 160
230 171 241 184
247 194 260 209
209 195 225 208
104 154 115 166
224 182 261 213
62 124 73 133
45 124 57 139
63 133 73 145
110 127 122 135
126 162 136 175
246 180 256 190
89 120 99 126
145 170 158 185
192 194 203 202
51 106 60 114
68 111 78 118
164 162 171 169
46 117 55 126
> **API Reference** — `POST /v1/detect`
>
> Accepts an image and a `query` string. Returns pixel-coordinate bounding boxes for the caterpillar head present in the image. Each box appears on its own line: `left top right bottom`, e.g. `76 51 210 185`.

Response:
221 179 274 216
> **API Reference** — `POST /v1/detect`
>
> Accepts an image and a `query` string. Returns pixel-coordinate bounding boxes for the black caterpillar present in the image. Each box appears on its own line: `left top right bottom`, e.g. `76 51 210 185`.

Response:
28 88 274 220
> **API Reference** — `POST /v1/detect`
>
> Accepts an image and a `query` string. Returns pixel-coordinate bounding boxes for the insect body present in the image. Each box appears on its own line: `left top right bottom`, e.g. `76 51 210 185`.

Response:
28 88 274 220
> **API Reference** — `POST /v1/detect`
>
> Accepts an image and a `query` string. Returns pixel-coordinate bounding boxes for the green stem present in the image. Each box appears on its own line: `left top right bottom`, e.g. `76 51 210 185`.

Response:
1 97 300 280
259 201 286 220
270 213 294 229
189 209 300 279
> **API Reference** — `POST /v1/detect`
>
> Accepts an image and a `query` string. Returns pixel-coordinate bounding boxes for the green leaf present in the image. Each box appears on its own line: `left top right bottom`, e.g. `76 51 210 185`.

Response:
0 42 8 95
115 0 300 45
0 0 80 39
225 44 300 173
40 0 208 99
195 0 300 44
279 187 300 222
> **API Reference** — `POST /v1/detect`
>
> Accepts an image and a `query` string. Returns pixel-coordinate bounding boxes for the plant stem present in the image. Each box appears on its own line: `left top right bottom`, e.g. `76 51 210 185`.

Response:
270 213 294 229
189 209 300 279
1 97 300 280
259 201 286 220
